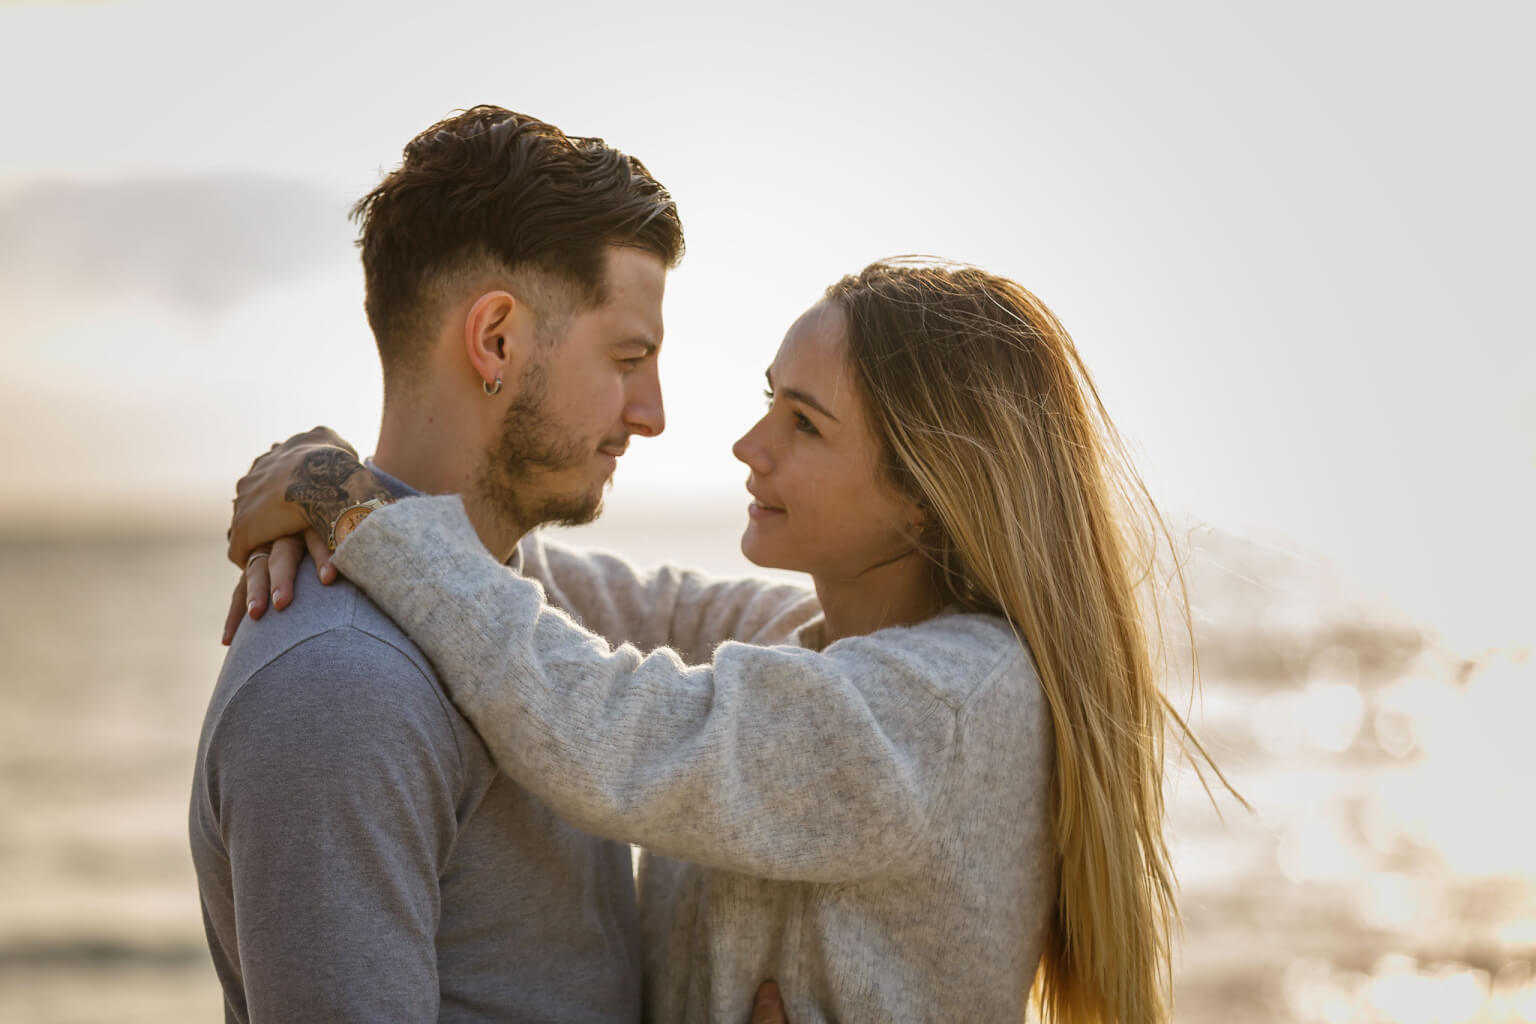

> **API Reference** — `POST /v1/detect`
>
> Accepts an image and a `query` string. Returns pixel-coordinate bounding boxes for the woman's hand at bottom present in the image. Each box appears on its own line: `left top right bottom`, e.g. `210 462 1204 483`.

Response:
220 528 336 645
752 981 788 1024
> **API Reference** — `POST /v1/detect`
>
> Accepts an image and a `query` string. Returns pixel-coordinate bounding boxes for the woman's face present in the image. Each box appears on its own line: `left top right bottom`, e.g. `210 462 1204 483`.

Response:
732 300 923 580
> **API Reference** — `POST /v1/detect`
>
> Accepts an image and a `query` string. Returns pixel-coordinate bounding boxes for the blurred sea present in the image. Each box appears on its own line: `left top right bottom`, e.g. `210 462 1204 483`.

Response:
1 503 1532 1024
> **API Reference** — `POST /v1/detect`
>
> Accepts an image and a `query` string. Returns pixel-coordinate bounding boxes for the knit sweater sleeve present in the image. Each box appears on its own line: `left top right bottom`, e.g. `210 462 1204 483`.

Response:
332 495 1002 883
514 532 820 664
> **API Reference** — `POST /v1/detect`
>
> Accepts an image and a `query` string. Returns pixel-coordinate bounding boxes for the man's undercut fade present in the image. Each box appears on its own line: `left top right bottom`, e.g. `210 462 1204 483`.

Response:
352 105 685 377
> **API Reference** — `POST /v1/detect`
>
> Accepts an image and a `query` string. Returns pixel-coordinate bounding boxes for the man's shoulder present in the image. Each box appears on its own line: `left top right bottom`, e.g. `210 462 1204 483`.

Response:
222 563 435 684
203 566 469 765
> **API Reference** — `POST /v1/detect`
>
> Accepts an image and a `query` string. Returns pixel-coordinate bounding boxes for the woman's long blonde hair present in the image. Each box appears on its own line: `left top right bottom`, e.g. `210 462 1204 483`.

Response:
828 259 1239 1023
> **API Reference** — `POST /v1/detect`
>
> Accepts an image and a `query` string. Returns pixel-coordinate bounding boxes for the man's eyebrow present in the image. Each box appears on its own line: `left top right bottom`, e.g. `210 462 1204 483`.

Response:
764 369 840 423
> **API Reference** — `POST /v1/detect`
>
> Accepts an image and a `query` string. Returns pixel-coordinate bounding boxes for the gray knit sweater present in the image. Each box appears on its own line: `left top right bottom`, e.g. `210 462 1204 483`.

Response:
332 495 1058 1022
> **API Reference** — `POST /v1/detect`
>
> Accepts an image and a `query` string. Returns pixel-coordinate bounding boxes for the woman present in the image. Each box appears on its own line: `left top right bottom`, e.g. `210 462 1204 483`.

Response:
231 259 1232 1022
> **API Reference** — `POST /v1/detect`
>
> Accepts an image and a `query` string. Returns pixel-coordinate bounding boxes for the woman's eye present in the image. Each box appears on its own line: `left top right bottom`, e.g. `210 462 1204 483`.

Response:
763 388 817 435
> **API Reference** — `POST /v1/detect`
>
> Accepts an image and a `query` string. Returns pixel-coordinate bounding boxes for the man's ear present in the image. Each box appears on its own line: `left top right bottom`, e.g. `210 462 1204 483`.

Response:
462 290 537 393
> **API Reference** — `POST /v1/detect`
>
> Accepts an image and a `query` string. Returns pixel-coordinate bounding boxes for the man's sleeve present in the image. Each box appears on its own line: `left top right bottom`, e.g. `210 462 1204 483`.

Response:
200 630 462 1022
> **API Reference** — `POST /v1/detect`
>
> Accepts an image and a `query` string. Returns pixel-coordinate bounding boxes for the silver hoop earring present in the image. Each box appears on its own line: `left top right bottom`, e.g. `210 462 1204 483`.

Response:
483 376 503 397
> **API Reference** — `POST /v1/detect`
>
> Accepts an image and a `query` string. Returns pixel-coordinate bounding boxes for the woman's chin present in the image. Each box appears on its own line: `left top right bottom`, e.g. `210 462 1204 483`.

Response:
739 527 782 570
739 529 763 566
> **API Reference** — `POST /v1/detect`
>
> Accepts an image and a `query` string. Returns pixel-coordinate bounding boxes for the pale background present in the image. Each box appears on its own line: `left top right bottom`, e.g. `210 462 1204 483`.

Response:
1 0 1532 1021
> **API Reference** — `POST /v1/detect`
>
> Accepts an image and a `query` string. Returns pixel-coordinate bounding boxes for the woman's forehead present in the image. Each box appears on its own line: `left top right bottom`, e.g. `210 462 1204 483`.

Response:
774 302 860 414
771 301 850 387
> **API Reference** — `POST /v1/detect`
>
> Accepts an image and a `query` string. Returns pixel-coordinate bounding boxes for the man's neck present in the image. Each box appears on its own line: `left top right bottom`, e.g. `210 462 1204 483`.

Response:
460 491 533 565
372 417 476 498
372 404 530 563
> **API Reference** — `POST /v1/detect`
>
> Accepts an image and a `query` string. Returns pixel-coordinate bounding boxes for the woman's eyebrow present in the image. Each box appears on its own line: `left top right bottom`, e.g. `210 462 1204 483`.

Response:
764 369 840 423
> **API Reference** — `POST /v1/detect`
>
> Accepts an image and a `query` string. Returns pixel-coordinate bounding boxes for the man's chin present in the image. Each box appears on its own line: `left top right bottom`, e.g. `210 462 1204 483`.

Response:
535 482 605 529
549 494 603 528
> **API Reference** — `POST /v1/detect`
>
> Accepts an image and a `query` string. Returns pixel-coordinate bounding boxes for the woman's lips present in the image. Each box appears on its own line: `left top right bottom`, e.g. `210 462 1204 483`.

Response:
747 500 785 519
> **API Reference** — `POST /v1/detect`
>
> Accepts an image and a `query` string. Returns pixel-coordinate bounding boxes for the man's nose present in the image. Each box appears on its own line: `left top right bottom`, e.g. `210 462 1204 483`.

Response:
625 369 665 438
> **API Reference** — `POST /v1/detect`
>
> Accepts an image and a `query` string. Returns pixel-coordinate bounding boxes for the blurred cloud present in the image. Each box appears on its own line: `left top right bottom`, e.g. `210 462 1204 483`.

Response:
0 174 374 522
0 174 353 316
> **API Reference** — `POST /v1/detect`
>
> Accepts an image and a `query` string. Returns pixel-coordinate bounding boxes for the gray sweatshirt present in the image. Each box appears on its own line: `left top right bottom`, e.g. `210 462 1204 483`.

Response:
335 495 1059 1023
189 548 643 1023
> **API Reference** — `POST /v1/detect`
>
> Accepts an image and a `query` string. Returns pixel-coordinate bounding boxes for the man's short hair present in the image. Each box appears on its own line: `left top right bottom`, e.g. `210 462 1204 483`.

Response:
352 105 685 375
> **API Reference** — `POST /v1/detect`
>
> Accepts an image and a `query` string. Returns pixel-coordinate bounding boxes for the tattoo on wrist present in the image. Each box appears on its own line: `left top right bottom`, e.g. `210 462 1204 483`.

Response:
283 449 391 537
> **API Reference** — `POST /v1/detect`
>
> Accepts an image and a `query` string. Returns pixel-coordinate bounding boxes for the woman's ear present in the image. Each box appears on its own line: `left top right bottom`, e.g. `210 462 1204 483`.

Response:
898 492 929 540
910 496 941 542
462 290 537 395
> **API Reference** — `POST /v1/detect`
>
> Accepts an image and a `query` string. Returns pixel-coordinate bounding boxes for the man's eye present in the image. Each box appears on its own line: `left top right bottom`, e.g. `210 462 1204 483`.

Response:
762 388 775 407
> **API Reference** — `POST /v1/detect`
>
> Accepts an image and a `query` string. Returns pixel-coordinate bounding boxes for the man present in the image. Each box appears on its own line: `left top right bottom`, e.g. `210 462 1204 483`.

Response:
192 105 786 1022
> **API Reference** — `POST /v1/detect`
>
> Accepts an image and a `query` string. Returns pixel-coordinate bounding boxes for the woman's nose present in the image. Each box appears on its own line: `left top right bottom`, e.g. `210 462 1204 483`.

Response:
732 415 771 471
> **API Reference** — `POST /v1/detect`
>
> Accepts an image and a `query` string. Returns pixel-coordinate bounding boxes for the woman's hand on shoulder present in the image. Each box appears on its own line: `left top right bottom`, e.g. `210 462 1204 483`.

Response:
221 528 334 645
221 426 381 645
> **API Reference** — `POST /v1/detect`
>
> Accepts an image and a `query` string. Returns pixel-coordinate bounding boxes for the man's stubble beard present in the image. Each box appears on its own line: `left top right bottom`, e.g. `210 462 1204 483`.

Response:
473 358 606 538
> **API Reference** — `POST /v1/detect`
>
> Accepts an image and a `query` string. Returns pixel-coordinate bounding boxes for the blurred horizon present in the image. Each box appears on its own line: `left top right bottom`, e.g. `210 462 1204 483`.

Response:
0 470 1522 666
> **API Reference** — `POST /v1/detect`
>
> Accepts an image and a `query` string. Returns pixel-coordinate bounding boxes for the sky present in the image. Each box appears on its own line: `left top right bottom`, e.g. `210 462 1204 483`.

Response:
0 0 1531 654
